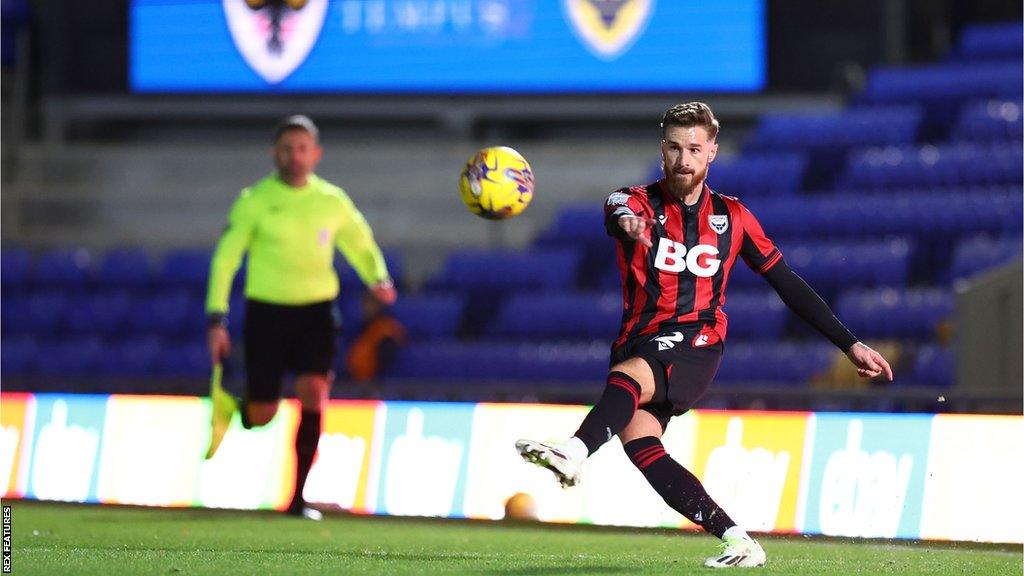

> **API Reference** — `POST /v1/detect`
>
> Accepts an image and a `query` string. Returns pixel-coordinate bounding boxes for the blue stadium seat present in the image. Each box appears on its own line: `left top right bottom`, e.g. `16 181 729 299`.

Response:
160 248 212 290
337 248 404 290
1 337 38 376
836 288 954 339
427 248 582 292
488 292 620 341
0 293 28 336
906 345 954 388
98 338 164 378
722 291 787 339
715 342 834 385
128 290 200 338
861 61 1022 104
841 142 1023 188
387 341 607 383
33 248 92 289
728 239 911 291
1 248 30 293
703 153 808 197
158 341 210 378
951 99 1023 142
948 235 1023 281
746 188 1022 241
2 292 72 337
951 22 1024 61
64 291 133 337
391 294 466 339
745 106 922 149
96 248 153 289
35 337 103 377
533 203 606 247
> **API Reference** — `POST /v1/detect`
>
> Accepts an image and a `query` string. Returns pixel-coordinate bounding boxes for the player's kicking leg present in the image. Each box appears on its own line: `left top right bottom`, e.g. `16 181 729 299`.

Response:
620 407 765 568
516 368 646 488
517 360 651 486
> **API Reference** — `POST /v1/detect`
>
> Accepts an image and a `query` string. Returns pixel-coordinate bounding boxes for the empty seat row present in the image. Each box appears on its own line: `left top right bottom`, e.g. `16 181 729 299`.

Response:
860 60 1022 105
715 342 836 385
1 337 210 379
0 290 236 338
949 22 1023 61
841 142 1023 188
744 188 1022 240
0 247 403 292
675 238 912 292
642 153 809 197
947 235 1023 282
950 99 1023 142
836 288 954 339
385 340 836 386
426 248 582 292
744 106 922 150
904 345 954 388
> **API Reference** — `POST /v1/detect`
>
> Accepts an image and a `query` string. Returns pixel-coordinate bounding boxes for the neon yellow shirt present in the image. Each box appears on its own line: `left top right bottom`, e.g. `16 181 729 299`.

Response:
205 173 390 314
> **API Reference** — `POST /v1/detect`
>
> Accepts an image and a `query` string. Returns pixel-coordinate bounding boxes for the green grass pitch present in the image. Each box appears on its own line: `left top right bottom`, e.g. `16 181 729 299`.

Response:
5 501 1020 575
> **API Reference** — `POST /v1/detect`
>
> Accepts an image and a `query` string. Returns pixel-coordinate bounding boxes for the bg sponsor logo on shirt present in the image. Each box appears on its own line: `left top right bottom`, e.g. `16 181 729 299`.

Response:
654 238 721 277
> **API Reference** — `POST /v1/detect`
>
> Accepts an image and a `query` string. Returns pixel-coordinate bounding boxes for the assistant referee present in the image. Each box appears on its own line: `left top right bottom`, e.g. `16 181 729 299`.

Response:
204 115 396 518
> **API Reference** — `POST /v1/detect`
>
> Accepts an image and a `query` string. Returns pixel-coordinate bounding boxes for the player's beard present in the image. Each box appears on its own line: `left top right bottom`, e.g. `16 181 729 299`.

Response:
663 164 707 199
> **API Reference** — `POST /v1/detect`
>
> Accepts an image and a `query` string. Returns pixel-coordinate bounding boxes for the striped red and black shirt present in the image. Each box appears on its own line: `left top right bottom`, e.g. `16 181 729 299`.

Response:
605 180 781 349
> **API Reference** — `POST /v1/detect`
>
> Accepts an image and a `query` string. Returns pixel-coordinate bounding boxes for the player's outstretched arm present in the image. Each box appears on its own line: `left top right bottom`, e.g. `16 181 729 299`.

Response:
846 341 894 381
762 259 894 381
618 215 658 248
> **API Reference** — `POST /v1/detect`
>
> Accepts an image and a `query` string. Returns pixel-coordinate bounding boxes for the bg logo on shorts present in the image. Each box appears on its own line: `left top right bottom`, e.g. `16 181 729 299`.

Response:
653 238 721 277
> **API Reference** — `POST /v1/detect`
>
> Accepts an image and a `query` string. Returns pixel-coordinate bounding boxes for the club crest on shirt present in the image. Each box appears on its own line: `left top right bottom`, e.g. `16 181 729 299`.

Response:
606 192 630 206
223 0 328 85
562 0 655 60
317 227 331 246
708 214 729 234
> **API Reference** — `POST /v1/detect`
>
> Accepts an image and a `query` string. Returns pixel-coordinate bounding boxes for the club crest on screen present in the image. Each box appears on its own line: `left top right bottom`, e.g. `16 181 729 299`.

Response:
562 0 654 60
223 0 328 84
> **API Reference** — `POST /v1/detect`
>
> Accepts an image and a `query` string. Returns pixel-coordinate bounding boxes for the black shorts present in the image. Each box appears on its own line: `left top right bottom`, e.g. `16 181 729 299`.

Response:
610 329 724 430
243 299 340 402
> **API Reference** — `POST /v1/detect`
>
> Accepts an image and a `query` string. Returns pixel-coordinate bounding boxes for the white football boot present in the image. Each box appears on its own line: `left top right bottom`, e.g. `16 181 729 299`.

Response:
704 533 766 568
515 439 583 488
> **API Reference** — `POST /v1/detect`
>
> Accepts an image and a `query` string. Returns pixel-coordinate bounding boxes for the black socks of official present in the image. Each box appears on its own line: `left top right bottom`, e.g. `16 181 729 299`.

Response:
289 409 322 512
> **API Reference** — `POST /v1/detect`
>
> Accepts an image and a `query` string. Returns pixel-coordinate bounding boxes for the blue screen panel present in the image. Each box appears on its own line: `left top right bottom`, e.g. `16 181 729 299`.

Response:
130 0 765 93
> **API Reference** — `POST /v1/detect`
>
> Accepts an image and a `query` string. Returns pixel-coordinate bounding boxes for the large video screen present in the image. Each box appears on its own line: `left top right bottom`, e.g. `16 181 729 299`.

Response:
130 0 765 93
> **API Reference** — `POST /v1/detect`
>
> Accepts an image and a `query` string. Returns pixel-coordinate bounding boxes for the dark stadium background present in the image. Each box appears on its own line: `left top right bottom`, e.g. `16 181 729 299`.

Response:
3 0 1019 413
1 2 1022 570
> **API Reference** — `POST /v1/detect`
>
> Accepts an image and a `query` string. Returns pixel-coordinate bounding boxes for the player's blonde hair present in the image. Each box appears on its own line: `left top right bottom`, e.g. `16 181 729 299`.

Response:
661 102 720 140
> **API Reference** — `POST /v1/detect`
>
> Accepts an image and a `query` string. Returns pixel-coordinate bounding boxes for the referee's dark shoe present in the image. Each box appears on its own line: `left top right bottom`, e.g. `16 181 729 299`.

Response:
286 499 323 521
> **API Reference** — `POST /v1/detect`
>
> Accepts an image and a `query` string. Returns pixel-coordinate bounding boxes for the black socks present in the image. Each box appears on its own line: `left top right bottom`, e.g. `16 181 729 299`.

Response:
623 436 736 538
289 409 322 512
574 371 642 455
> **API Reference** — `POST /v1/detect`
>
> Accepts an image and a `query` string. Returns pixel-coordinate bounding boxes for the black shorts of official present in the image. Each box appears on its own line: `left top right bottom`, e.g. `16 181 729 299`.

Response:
243 299 340 402
609 329 724 431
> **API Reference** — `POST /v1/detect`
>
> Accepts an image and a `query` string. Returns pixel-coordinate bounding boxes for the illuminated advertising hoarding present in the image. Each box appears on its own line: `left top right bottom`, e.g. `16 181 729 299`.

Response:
2 392 1021 543
130 0 766 93
798 414 933 539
